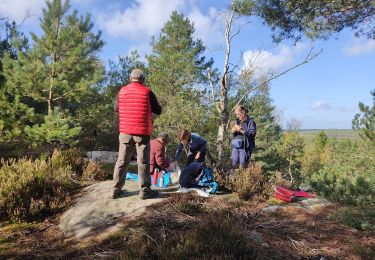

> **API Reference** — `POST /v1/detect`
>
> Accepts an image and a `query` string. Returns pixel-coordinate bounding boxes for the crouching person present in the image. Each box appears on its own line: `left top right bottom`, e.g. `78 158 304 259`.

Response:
179 162 205 188
175 130 207 167
150 132 176 185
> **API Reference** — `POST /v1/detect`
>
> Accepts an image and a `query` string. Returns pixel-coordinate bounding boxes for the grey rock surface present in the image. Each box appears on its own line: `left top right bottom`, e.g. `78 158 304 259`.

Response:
59 180 171 239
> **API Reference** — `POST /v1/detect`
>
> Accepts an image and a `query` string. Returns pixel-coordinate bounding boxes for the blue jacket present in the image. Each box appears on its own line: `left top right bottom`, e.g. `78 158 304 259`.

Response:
175 133 207 161
233 116 256 150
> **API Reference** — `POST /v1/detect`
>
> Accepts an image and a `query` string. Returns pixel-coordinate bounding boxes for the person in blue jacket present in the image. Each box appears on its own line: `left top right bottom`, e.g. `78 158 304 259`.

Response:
175 129 207 167
179 162 205 188
231 105 256 168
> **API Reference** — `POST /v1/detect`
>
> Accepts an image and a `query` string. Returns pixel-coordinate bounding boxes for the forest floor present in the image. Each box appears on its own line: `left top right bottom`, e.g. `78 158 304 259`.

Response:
1 178 374 259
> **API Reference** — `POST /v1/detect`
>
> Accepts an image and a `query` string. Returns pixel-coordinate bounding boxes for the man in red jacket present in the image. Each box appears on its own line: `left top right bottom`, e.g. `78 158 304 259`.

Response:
112 69 162 200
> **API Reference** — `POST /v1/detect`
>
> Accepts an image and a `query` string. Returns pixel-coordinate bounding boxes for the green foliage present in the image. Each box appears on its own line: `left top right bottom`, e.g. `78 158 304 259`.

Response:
301 130 331 177
24 108 81 147
309 139 375 207
232 0 255 15
147 11 216 138
247 86 283 172
2 0 104 117
314 130 328 151
352 89 375 144
253 0 375 42
0 21 33 142
106 50 146 97
328 207 375 231
276 131 305 184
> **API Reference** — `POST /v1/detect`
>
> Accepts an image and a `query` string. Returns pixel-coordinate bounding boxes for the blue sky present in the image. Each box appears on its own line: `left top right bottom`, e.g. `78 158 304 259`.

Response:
1 0 374 129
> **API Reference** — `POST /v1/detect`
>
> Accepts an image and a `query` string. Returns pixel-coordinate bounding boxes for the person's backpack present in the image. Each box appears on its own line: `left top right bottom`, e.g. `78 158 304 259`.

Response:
197 167 218 194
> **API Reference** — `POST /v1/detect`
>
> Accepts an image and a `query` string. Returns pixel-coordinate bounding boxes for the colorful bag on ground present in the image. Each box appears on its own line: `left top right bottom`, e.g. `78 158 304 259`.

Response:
274 186 316 202
126 171 171 188
152 170 171 188
197 168 218 194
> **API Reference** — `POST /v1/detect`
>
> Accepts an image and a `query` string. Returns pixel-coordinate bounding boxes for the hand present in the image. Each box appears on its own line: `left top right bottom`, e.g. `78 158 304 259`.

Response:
195 152 201 160
166 161 177 171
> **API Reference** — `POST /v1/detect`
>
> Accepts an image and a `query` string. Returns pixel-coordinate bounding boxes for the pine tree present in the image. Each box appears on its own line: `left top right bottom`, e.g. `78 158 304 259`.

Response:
352 90 375 144
247 85 283 172
2 0 104 117
0 21 32 142
146 11 216 141
24 107 81 147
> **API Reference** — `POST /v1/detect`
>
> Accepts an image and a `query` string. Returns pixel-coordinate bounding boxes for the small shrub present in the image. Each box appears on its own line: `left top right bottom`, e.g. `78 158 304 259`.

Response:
0 152 79 221
216 163 269 200
60 148 85 177
81 160 108 182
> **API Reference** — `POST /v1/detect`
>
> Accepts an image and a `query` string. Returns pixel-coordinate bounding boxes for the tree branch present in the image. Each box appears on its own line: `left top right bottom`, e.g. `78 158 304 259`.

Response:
227 47 323 129
52 92 70 101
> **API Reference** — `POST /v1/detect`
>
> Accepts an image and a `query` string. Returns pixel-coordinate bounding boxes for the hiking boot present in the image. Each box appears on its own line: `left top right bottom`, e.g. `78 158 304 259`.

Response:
139 187 159 200
111 190 127 199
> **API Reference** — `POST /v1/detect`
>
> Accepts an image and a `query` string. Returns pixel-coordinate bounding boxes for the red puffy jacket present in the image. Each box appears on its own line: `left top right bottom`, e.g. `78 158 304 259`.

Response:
118 82 152 135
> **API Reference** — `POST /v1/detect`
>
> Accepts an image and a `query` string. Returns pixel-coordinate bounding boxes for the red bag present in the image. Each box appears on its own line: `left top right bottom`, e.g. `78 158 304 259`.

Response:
274 186 316 202
274 191 294 202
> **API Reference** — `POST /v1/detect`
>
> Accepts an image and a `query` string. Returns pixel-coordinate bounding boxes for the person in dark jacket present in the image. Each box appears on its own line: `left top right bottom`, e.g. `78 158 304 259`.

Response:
231 105 256 169
112 69 161 200
175 130 207 167
179 162 205 188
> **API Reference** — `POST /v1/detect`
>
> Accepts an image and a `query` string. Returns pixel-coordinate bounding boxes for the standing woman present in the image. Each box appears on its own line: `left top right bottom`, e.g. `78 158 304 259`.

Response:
231 105 257 169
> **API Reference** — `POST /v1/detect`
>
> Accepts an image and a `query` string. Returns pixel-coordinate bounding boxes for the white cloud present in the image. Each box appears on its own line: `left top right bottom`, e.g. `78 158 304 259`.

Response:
311 101 332 110
187 6 223 47
96 0 224 46
0 0 44 24
242 43 305 78
96 0 187 40
343 39 375 56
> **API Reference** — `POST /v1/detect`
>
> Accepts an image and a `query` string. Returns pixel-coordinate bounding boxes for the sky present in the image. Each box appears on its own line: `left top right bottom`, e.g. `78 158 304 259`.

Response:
1 0 374 129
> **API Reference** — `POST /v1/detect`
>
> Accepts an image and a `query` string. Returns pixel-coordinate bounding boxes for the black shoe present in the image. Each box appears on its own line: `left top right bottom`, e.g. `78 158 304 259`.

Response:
111 190 127 199
139 187 159 200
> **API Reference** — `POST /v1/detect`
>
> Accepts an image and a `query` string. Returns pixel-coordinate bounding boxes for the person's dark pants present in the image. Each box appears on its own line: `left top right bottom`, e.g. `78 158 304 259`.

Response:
231 148 252 169
112 134 151 195
179 167 200 188
186 149 206 166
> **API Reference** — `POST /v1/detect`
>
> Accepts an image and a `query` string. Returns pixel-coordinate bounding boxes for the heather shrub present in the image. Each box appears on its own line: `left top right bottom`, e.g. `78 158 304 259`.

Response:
0 153 78 221
81 160 108 182
0 148 107 221
216 163 269 200
60 148 85 178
